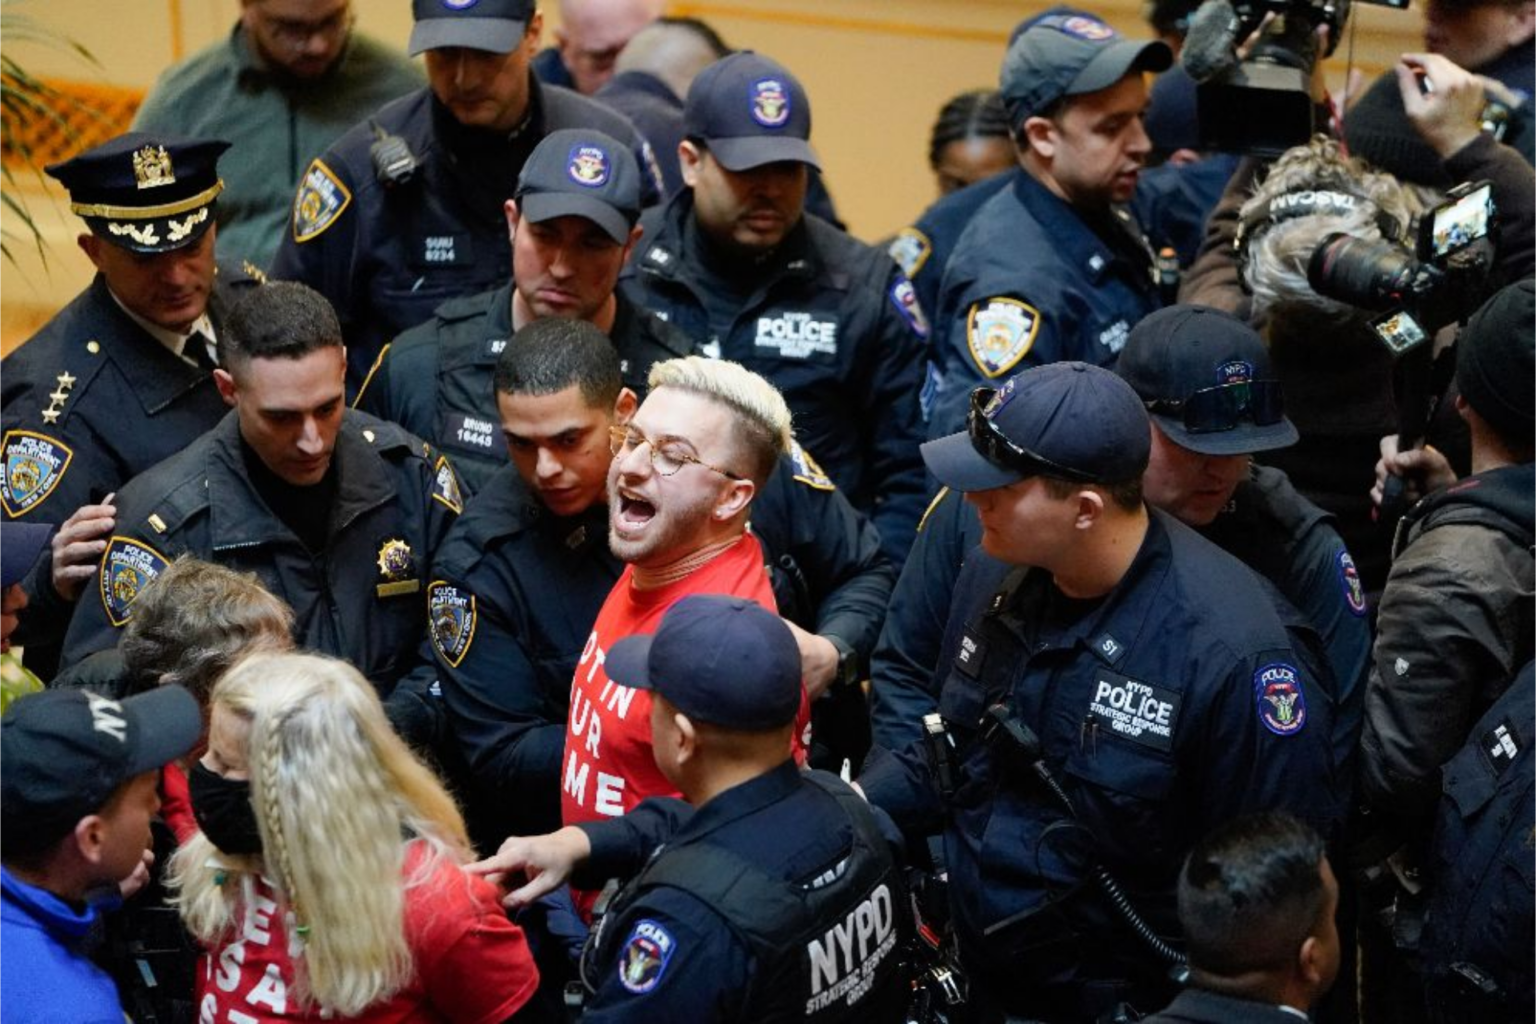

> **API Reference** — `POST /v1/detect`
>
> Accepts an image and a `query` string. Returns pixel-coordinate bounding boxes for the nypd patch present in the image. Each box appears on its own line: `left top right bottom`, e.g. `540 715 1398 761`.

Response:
2 430 73 518
1216 359 1254 385
750 78 790 127
100 536 170 627
887 228 932 279
428 582 477 667
967 298 1040 378
789 440 835 491
568 144 610 187
292 159 351 243
618 919 676 994
1337 550 1367 617
1088 670 1180 752
1059 15 1115 39
1254 663 1308 736
890 278 930 339
432 455 465 514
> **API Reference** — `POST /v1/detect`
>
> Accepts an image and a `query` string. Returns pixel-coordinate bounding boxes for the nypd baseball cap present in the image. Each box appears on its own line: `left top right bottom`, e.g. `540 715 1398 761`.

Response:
683 52 821 172
2 685 202 847
999 13 1171 126
47 133 230 255
1118 305 1299 456
409 0 534 56
606 595 802 731
2 522 54 589
515 129 641 244
922 362 1151 492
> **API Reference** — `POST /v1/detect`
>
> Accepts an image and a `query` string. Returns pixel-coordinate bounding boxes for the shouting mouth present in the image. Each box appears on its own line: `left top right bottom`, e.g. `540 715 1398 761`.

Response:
615 489 656 534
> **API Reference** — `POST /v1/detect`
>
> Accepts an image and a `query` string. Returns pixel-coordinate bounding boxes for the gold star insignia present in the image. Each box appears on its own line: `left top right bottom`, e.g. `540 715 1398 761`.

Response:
41 408 60 424
48 390 68 405
56 372 76 388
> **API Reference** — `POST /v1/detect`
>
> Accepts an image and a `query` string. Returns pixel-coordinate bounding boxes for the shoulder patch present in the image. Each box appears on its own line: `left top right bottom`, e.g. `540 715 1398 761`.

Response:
887 227 932 279
428 581 477 667
889 277 930 339
618 918 676 994
291 158 352 243
966 297 1041 378
100 536 171 627
2 430 73 518
1254 663 1308 736
789 440 835 491
431 455 465 514
1336 549 1367 617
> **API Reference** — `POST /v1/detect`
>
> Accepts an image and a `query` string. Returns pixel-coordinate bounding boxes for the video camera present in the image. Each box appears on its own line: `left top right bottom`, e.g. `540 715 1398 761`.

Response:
1181 0 1350 156
1307 180 1497 353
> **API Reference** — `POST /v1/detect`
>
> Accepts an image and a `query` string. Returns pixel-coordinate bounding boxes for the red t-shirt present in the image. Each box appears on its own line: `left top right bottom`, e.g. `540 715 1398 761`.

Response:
193 842 538 1023
161 762 198 845
560 533 808 833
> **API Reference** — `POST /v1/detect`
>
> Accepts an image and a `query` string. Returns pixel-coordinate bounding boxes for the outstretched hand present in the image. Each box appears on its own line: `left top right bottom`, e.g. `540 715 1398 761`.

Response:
466 826 592 910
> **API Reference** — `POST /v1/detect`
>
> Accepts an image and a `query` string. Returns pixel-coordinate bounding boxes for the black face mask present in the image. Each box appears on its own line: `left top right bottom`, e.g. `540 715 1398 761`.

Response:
188 761 264 856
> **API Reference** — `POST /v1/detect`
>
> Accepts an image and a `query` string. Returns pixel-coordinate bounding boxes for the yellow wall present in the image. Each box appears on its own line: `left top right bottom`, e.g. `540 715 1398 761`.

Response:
3 0 1426 349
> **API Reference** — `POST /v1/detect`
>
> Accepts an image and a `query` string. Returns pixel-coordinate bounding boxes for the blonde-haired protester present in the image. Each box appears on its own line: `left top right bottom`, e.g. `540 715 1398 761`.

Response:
168 652 540 1021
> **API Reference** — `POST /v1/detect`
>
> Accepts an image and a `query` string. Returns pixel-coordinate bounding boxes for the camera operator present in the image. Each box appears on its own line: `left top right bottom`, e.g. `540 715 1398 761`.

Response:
1345 0 1534 185
1357 279 1534 1023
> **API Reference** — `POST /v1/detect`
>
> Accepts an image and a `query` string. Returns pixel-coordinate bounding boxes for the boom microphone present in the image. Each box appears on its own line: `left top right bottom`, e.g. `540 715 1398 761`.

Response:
1181 0 1245 83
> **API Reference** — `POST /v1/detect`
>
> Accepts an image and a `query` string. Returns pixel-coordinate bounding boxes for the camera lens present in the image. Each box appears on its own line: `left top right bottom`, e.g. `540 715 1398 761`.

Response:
1308 233 1418 308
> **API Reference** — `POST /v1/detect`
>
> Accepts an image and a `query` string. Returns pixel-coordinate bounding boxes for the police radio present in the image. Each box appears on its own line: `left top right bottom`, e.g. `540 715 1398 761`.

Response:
369 121 419 189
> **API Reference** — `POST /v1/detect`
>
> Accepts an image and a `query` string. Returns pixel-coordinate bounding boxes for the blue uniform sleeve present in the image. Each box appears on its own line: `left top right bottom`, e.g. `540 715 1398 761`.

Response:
582 894 752 1022
860 266 933 564
433 571 568 836
574 797 693 886
1287 528 1371 777
869 489 980 751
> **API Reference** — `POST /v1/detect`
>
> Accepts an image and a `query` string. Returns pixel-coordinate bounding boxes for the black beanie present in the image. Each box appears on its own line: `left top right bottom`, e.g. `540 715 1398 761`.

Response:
1457 279 1536 441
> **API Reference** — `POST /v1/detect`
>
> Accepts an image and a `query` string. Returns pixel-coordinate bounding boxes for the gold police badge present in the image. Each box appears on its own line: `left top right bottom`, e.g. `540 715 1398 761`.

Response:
375 538 419 598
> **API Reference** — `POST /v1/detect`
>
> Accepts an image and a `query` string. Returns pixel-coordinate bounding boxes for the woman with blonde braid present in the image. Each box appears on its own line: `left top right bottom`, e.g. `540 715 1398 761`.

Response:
168 652 540 1022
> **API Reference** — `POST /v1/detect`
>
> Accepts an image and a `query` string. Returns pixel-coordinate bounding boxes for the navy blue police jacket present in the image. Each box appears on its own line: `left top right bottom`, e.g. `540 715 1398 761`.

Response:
354 284 692 494
269 79 660 394
58 410 462 721
572 761 907 1023
619 191 929 565
869 469 1369 769
858 510 1342 1010
2 265 261 525
428 461 894 838
927 169 1162 436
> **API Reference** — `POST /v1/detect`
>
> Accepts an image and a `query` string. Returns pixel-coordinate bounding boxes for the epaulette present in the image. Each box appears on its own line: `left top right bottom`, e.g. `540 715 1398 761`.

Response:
33 345 108 429
136 465 212 538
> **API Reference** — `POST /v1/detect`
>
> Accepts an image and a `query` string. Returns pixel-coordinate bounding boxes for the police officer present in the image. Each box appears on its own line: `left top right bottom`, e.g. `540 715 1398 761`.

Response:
619 51 928 564
926 13 1170 436
269 0 661 394
58 282 462 745
2 133 261 674
3 134 260 529
869 306 1369 767
430 319 892 840
857 362 1340 1021
357 128 690 494
469 594 908 1022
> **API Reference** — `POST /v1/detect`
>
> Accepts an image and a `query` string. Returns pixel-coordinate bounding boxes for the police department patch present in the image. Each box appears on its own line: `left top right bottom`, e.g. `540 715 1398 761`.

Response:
568 145 611 187
100 536 170 627
2 430 73 518
432 455 465 514
1059 15 1115 39
1337 550 1367 617
428 581 477 667
789 440 835 491
1254 663 1308 736
292 159 351 243
967 298 1040 378
750 78 790 127
618 919 676 994
1216 359 1254 385
887 228 932 279
890 278 930 339
1088 670 1180 752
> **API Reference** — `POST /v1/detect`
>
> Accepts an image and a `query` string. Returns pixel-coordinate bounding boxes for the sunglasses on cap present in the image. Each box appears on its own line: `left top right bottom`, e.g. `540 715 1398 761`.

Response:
968 388 1102 483
1144 379 1285 434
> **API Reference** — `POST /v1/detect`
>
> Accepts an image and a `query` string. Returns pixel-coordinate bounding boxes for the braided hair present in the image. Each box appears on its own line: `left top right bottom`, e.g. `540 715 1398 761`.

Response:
928 89 1011 171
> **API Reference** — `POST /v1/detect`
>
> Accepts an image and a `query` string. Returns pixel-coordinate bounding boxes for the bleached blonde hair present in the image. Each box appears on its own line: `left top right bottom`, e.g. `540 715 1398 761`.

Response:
166 653 471 1017
647 356 793 486
1242 135 1429 324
